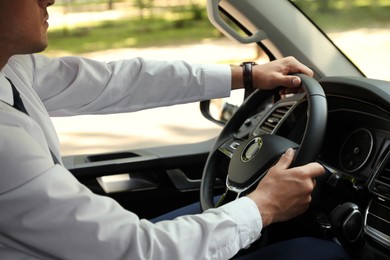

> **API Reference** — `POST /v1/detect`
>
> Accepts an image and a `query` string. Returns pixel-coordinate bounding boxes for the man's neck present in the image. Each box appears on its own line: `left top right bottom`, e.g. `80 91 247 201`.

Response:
0 55 10 71
0 43 13 70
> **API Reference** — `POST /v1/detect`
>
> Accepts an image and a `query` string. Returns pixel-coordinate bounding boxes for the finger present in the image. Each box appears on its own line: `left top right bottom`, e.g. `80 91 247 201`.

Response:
274 148 295 170
297 65 314 77
286 161 325 181
287 58 314 77
302 162 326 179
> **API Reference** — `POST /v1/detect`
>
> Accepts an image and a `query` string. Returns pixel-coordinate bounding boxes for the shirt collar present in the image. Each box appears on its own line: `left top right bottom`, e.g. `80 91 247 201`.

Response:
0 72 14 106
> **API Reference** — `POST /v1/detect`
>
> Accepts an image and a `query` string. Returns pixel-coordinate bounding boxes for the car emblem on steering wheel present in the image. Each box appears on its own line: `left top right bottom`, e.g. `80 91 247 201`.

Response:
241 137 263 162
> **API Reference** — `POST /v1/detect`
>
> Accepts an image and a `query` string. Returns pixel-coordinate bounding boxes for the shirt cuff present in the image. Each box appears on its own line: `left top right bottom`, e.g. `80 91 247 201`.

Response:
219 196 263 247
202 64 231 100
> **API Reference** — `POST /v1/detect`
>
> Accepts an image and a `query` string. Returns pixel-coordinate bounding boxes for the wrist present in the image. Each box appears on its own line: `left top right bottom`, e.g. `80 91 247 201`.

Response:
247 192 273 227
230 65 244 90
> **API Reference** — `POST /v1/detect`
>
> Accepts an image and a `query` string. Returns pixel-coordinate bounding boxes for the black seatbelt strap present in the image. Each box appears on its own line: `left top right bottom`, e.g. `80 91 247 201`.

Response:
6 78 60 164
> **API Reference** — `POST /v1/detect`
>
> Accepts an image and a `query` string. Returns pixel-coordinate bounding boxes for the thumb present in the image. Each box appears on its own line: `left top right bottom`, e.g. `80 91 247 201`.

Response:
274 148 295 170
282 75 301 88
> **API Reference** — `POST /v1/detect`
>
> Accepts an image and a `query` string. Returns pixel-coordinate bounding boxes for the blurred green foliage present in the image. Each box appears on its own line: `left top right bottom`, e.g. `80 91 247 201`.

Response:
45 0 390 56
45 2 218 55
293 0 390 31
46 16 219 55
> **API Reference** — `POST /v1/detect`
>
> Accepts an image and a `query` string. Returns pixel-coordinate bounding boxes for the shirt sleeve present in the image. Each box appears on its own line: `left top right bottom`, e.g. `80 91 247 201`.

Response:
0 164 262 260
29 54 232 116
0 106 262 260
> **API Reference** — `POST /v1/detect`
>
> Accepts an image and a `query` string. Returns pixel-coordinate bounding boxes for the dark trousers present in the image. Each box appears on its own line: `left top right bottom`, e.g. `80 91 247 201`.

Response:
151 200 349 260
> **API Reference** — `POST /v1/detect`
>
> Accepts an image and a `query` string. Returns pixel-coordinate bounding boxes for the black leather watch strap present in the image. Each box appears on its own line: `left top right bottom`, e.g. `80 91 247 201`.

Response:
241 61 257 99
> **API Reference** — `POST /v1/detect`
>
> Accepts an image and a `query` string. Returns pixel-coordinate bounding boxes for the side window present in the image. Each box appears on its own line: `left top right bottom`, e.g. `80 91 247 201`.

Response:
292 0 390 81
46 0 262 156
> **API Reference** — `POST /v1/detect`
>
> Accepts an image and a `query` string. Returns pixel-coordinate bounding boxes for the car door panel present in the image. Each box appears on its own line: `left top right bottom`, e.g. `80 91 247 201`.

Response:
63 138 224 219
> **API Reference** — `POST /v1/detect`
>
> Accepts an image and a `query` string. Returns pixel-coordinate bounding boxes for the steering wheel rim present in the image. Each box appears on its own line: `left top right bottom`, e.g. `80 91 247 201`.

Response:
200 74 327 211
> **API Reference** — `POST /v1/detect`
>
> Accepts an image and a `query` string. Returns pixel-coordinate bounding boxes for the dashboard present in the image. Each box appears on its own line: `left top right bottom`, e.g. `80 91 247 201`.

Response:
319 95 390 183
240 76 390 255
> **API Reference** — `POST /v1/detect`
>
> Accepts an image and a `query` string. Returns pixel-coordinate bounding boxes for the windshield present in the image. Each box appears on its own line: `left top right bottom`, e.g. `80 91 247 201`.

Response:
291 0 390 81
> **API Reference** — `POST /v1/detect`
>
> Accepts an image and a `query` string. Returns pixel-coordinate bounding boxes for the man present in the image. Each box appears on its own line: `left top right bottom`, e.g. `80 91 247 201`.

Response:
0 0 348 259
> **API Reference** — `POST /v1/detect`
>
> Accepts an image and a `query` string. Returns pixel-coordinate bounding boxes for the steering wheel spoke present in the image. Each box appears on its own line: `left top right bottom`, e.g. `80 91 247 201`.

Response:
215 189 243 207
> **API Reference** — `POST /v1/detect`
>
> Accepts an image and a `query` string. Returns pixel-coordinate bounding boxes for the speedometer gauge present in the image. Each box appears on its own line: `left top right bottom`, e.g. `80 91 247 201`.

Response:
339 128 374 173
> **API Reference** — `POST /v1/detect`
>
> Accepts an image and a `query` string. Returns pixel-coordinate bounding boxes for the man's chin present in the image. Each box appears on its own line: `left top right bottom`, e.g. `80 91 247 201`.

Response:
30 43 49 54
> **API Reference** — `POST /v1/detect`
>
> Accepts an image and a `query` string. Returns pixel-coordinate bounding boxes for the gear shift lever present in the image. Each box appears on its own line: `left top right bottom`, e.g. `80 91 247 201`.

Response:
330 202 363 245
330 202 374 260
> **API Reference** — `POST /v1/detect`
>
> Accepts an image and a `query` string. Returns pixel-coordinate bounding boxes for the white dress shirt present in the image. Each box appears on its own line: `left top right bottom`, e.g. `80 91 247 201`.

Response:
0 54 262 259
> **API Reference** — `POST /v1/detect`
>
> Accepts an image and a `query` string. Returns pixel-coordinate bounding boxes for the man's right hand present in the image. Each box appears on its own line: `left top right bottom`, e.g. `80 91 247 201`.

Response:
247 148 325 227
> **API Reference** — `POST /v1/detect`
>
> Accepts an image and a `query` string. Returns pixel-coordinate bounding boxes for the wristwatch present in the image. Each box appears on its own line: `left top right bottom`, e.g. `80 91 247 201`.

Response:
240 61 257 99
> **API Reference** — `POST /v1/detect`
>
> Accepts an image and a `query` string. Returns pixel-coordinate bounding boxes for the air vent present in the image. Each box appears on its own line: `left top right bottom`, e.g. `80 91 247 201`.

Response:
378 160 390 184
258 105 292 134
365 200 390 250
369 144 390 199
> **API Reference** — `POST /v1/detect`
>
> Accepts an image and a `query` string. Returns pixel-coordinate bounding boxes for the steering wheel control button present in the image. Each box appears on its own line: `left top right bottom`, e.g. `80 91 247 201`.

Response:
230 142 241 150
219 140 244 158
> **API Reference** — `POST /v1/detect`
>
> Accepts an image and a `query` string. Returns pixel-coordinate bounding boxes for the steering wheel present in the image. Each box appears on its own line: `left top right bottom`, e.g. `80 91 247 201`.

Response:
200 74 327 211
